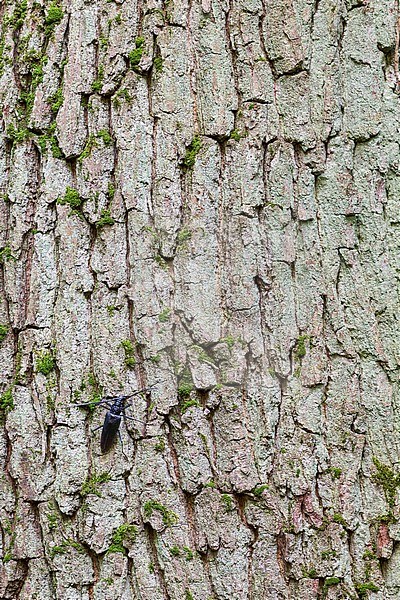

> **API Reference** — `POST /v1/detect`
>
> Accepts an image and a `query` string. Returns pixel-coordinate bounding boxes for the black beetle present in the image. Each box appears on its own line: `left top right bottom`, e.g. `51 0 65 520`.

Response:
74 386 155 453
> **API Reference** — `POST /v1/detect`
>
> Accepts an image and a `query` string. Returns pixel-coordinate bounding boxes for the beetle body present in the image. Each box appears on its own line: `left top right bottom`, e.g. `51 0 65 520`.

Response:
101 411 122 453
74 385 158 453
100 395 126 453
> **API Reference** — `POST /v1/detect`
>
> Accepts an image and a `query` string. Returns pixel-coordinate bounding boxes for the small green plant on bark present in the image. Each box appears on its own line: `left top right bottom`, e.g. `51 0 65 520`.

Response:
0 389 14 412
181 135 201 169
49 539 85 559
44 2 63 36
143 500 178 527
96 210 115 229
97 129 112 146
92 65 104 92
129 37 145 69
372 457 400 507
355 582 379 597
154 437 165 452
36 350 56 376
121 339 136 368
0 324 8 343
221 494 234 511
81 471 111 497
332 513 348 528
0 245 17 263
57 187 83 211
107 524 137 554
169 545 181 557
158 308 171 323
294 335 309 361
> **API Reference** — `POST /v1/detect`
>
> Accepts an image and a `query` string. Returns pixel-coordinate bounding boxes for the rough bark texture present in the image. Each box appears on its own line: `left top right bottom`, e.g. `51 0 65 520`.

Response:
1 0 400 598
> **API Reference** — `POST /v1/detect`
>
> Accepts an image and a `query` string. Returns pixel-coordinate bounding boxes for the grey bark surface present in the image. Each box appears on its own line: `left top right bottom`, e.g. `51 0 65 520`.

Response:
0 0 400 598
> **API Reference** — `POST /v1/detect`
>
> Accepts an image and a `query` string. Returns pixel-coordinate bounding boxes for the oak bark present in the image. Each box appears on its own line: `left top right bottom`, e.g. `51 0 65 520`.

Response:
1 0 400 599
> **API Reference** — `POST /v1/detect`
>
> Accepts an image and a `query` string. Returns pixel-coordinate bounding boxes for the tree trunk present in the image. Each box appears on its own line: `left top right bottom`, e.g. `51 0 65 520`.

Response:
1 0 399 598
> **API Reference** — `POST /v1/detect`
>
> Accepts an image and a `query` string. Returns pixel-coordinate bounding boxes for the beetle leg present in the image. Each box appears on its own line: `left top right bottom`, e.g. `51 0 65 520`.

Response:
91 425 103 432
122 414 146 424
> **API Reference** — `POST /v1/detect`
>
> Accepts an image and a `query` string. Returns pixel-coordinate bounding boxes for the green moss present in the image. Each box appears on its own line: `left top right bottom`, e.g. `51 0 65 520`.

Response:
49 544 67 557
169 545 181 557
221 494 234 511
129 37 145 69
57 187 83 210
376 512 396 524
92 65 104 92
2 551 13 563
107 524 137 554
49 539 85 559
37 131 64 158
158 308 171 323
253 484 269 497
48 87 63 113
302 568 318 578
185 591 194 600
0 389 14 412
329 467 342 479
143 500 178 527
95 210 115 229
355 582 379 597
178 381 194 398
46 511 58 530
150 354 161 364
183 546 194 560
181 135 201 170
6 124 31 144
321 550 336 559
10 0 28 30
44 2 63 36
153 56 163 72
372 457 400 507
78 134 97 163
180 398 200 413
204 480 216 488
155 437 165 452
74 373 103 413
294 335 308 361
324 577 340 586
121 339 136 368
221 335 235 349
107 183 115 200
98 129 113 146
0 245 16 263
0 324 9 343
332 513 348 528
229 129 242 141
112 88 132 107
81 471 111 497
37 124 63 159
36 350 56 376
177 227 192 245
